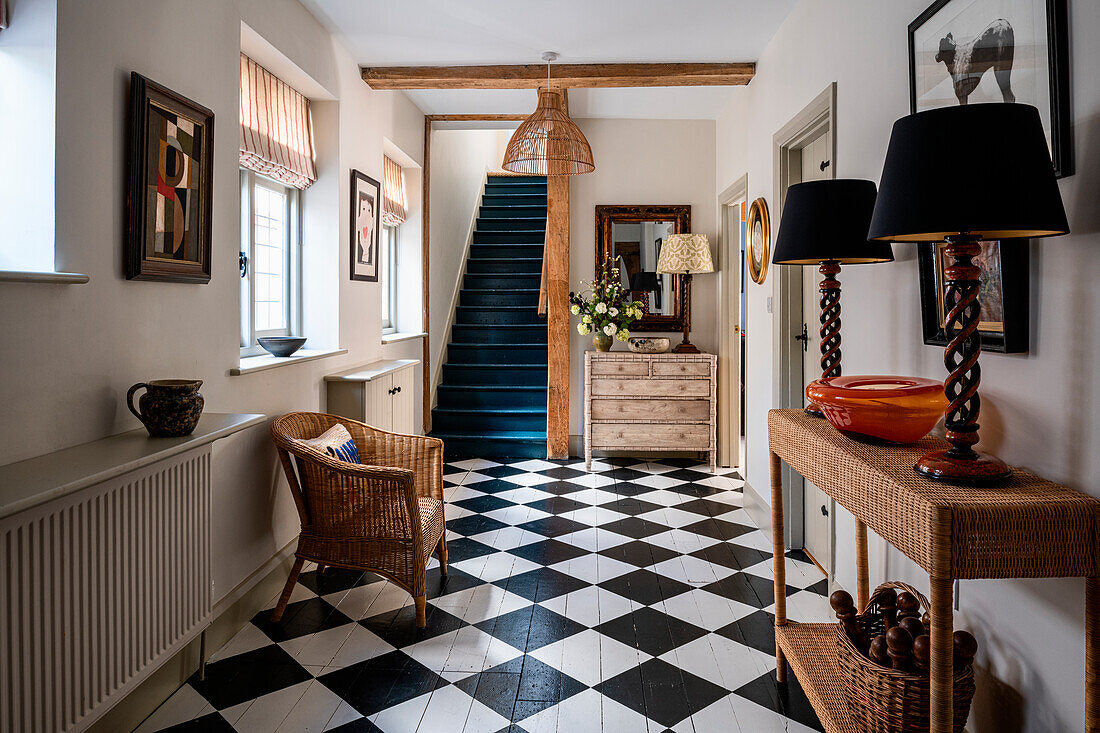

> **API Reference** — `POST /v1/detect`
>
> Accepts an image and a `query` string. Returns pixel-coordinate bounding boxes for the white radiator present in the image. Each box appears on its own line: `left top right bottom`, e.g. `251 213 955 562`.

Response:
0 446 212 733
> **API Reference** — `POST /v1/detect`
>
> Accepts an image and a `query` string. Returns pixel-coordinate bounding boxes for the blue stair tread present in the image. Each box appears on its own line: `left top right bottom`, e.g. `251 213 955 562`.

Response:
434 406 546 415
448 342 547 347
431 429 547 440
446 362 546 368
460 288 541 294
442 382 546 387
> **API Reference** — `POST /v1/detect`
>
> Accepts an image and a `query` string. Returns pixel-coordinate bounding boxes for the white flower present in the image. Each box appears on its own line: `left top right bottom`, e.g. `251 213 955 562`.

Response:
595 302 608 314
616 328 630 341
570 304 580 315
608 307 619 317
603 324 617 336
582 314 592 324
577 323 591 335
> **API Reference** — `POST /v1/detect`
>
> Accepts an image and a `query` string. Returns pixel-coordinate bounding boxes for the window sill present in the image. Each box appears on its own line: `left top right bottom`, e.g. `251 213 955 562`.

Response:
0 270 89 284
381 331 427 345
231 348 348 376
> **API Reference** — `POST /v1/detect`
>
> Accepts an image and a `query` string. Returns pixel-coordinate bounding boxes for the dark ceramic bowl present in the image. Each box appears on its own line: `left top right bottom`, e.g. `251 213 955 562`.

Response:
257 336 307 357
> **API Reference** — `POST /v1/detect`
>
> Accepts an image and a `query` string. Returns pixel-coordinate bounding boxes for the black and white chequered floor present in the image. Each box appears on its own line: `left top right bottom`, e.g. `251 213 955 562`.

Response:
137 457 831 733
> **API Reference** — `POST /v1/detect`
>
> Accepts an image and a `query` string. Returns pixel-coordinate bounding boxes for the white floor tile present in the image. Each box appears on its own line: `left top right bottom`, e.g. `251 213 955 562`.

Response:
274 680 350 733
134 683 213 732
208 622 274 663
653 588 756 631
228 680 313 733
428 583 532 624
453 551 542 583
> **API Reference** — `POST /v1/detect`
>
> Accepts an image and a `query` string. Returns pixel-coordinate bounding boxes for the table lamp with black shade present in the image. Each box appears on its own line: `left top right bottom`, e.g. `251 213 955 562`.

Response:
869 103 1069 483
772 179 894 415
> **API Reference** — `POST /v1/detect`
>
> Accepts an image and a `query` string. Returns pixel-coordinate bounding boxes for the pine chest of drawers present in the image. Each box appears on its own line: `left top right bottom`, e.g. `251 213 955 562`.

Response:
584 352 717 471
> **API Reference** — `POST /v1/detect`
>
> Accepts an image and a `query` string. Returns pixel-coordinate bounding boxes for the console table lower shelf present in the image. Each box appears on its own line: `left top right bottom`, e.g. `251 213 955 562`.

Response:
776 622 857 733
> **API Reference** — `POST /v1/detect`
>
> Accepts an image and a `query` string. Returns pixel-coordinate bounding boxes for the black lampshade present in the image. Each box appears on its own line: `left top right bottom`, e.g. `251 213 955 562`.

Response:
630 271 659 292
869 103 1069 242
773 179 893 265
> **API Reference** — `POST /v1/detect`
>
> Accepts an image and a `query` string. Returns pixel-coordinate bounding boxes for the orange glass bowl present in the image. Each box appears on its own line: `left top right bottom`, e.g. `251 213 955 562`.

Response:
805 375 948 444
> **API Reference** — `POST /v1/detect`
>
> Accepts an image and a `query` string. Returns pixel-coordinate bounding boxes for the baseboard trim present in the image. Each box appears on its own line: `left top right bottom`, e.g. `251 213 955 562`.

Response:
742 478 772 538
88 542 298 733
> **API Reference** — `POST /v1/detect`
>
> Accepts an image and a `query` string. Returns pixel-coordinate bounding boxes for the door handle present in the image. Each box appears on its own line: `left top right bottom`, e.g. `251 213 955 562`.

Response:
794 323 809 352
821 504 829 517
819 159 831 172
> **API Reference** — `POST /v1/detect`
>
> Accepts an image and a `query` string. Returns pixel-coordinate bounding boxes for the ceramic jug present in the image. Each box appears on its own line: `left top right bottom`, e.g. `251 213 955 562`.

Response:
127 379 204 437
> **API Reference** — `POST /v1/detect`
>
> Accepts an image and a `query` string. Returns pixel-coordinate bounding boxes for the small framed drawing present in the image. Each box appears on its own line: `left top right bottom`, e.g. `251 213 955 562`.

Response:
350 170 382 282
126 72 214 282
917 239 1029 353
908 0 1072 177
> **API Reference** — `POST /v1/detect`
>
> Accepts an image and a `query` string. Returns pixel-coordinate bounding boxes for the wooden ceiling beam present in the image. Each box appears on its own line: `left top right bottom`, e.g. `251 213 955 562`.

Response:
362 62 755 90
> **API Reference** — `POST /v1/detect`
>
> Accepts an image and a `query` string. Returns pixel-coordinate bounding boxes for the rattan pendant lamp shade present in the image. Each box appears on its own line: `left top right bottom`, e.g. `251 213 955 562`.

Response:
502 53 594 176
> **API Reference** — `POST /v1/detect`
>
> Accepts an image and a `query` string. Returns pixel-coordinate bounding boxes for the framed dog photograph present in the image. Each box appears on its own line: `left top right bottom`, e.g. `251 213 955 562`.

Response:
350 170 381 282
126 72 214 282
917 238 1029 353
908 0 1072 177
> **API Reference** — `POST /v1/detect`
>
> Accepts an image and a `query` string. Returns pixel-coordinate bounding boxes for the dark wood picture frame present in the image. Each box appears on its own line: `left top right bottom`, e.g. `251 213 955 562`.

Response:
595 205 691 333
350 169 382 282
917 238 1029 353
908 0 1072 177
126 72 214 283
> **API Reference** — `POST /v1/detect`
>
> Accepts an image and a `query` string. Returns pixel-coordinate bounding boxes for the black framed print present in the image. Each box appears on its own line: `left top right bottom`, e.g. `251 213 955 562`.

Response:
917 238 1029 353
126 72 215 282
908 0 1072 177
350 170 381 282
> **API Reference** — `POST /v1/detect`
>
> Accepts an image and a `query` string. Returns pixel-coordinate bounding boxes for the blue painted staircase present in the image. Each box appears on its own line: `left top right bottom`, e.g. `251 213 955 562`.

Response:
430 175 548 459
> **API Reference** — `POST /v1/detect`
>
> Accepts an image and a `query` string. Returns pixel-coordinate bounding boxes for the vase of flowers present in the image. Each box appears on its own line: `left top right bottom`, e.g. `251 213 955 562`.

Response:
569 257 644 352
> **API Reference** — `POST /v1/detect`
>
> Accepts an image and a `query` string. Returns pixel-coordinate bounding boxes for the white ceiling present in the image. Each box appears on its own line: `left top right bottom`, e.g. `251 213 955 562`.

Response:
299 0 797 118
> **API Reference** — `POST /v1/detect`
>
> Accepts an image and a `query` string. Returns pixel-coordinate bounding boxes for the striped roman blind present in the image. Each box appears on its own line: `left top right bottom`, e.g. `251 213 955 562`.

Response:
239 54 317 189
382 155 407 226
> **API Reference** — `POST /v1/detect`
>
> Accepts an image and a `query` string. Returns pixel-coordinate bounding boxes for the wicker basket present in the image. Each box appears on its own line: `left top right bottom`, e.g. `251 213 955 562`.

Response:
837 581 976 733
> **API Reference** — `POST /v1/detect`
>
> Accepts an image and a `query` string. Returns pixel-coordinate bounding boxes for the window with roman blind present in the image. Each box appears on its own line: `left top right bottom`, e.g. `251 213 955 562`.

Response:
381 156 406 333
239 54 315 356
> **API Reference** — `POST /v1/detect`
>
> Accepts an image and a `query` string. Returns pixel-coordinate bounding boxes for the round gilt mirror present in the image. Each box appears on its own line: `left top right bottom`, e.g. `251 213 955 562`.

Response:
747 197 770 284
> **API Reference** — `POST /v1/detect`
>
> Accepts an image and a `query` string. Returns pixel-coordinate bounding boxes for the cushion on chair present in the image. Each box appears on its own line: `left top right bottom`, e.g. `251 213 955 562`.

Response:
299 423 361 463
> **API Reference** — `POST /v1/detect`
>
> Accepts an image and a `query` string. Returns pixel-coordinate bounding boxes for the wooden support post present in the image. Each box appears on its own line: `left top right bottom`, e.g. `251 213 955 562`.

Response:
929 575 954 733
854 518 870 611
1087 576 1099 732
770 450 788 683
546 175 570 459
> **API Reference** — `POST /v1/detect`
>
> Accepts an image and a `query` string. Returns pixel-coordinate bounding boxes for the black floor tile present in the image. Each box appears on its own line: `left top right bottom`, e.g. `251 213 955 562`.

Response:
448 513 512 537
455 669 521 719
493 567 590 603
453 494 519 514
189 644 312 709
444 537 500 564
476 604 586 652
599 516 671 540
598 540 679 568
715 609 778 656
594 607 707 658
598 568 691 607
296 567 372 596
251 597 354 643
507 538 589 566
362 604 467 649
675 497 740 517
702 573 795 609
522 496 591 515
596 497 666 516
318 650 448 717
516 515 590 538
733 669 824 732
688 543 769 572
157 712 237 732
681 518 755 541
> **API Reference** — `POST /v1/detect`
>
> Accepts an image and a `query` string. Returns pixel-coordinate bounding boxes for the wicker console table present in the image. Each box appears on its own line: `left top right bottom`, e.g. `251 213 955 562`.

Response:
767 408 1100 733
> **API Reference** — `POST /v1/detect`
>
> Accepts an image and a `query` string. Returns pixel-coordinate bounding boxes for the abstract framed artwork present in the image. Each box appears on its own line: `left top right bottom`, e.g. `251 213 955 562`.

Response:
908 0 1072 177
917 238 1029 353
350 170 381 282
126 72 214 282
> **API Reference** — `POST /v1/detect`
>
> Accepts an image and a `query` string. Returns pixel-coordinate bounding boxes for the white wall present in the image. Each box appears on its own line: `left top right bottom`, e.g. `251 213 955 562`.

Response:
717 1 1100 729
427 128 509 396
569 118 717 438
0 0 425 603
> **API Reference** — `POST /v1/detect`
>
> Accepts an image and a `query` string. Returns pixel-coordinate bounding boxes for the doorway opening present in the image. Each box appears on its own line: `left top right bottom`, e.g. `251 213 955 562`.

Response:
718 176 747 470
772 83 837 581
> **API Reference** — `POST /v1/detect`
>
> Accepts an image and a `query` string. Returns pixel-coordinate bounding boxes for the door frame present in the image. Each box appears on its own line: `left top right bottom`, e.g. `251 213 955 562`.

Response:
717 175 747 469
771 83 837 572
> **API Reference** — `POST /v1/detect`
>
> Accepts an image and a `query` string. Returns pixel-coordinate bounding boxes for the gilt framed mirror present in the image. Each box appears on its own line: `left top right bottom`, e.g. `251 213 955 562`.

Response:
595 205 691 332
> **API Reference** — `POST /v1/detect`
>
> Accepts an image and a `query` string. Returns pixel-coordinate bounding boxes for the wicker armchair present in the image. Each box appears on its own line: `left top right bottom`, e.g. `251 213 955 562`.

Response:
269 412 447 628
